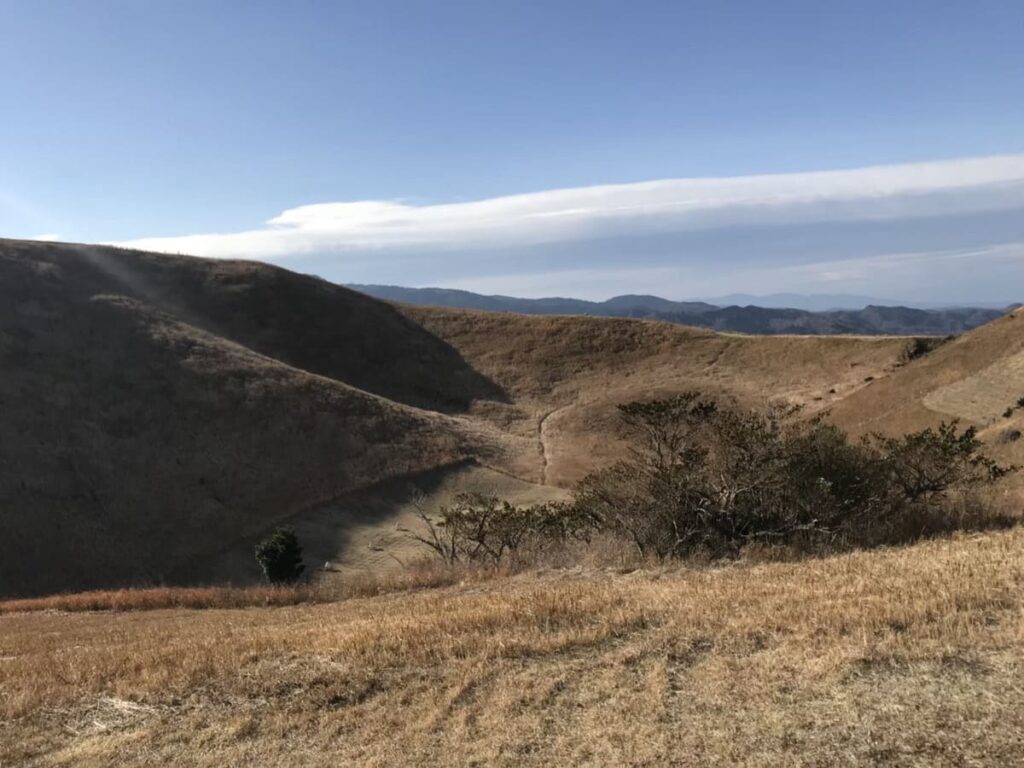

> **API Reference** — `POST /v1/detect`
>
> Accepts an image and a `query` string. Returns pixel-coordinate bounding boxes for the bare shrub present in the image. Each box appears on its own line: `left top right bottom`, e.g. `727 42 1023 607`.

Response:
400 492 596 567
573 393 1016 560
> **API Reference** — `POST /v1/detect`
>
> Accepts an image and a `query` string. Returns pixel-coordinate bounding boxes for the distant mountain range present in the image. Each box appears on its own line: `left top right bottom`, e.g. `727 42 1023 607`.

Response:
349 284 1017 336
696 293 1019 311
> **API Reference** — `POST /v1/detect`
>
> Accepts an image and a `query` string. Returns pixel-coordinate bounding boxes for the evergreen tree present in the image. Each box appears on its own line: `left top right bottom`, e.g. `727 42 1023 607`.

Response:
255 526 305 584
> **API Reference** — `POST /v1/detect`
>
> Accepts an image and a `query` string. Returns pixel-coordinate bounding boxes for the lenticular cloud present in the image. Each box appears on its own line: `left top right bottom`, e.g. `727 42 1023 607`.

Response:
113 154 1024 260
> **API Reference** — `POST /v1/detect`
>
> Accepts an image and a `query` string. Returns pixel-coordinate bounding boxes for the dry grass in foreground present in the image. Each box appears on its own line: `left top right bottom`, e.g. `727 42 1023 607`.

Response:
4 528 1024 766
0 585 320 615
0 561 513 616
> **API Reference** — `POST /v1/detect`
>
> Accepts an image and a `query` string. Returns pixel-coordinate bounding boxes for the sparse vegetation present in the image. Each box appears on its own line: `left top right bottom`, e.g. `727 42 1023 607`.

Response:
400 492 593 566
1000 396 1024 419
402 395 1015 565
899 335 950 364
572 395 1014 559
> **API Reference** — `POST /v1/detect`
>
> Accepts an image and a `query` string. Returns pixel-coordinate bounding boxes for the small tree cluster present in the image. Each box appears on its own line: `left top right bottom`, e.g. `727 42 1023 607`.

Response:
899 336 950 365
255 526 305 584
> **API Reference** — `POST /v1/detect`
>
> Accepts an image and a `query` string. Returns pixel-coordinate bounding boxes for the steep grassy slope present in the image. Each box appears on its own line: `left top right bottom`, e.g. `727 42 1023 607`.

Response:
4 528 1024 766
0 239 504 412
0 240 497 596
828 307 1024 497
828 307 1024 436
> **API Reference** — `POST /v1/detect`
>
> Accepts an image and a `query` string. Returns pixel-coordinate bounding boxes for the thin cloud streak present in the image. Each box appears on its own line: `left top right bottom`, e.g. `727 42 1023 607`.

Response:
111 154 1024 260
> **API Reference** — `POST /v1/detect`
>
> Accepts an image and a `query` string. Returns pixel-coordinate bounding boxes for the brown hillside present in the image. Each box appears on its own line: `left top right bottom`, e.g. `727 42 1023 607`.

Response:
827 306 1024 500
404 307 914 485
0 240 494 596
0 239 924 596
828 307 1024 437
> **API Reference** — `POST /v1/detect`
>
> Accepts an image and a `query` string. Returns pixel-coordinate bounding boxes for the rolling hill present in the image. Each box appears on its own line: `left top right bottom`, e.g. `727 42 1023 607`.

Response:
827 304 1024 500
0 237 1011 597
3 239 1024 767
0 239 504 596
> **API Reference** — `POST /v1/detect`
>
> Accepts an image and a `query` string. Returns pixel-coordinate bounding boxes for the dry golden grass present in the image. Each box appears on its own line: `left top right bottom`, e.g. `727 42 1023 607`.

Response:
0 585 321 615
829 307 1024 438
406 306 914 485
5 528 1024 766
829 306 1024 505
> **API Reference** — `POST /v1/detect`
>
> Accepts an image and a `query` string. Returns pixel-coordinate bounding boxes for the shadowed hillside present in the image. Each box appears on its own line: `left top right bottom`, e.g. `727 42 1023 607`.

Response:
0 240 506 596
2 240 506 412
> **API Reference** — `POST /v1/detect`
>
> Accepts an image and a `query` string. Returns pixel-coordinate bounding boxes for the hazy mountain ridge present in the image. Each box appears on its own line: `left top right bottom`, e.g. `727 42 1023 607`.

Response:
351 284 1012 335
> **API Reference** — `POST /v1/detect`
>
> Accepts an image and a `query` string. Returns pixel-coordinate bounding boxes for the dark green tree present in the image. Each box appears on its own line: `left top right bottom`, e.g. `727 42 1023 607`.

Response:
255 526 305 584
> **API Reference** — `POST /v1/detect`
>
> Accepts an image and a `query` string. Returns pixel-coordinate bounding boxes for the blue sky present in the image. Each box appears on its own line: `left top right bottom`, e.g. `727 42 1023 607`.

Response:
2 1 1023 301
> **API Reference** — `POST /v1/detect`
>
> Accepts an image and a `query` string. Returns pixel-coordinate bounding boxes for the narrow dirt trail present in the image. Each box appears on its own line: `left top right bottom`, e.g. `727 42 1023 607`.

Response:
537 403 573 485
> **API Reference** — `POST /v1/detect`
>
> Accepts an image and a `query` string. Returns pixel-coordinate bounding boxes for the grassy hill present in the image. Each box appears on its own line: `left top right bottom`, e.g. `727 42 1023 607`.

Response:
0 240 500 596
0 238 989 596
827 305 1024 500
402 306 914 484
828 306 1024 436
3 239 1024 765
4 527 1024 766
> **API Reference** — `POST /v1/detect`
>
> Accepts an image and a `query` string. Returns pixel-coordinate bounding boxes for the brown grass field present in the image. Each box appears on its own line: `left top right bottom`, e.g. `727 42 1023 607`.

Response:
4 528 1024 766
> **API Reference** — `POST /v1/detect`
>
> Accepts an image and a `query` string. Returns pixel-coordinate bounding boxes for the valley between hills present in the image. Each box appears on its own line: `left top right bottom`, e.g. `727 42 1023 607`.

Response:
2 237 975 597
2 237 1024 767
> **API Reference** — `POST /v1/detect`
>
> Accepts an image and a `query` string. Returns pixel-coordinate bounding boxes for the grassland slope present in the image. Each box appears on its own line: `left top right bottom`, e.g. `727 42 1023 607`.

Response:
0 240 491 596
404 306 914 484
4 528 1024 766
827 306 1024 498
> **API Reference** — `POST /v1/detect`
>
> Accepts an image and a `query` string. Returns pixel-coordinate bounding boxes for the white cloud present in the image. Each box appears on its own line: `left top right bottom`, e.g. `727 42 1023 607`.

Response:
111 154 1024 260
30 233 62 241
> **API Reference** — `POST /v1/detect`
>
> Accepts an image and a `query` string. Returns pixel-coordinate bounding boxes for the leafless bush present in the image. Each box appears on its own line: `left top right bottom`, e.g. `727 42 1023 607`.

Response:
399 491 597 566
573 394 1016 559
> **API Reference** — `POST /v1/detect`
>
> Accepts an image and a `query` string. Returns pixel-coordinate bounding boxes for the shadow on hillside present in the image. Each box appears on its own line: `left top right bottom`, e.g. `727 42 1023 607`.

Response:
11 240 510 412
194 460 567 586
